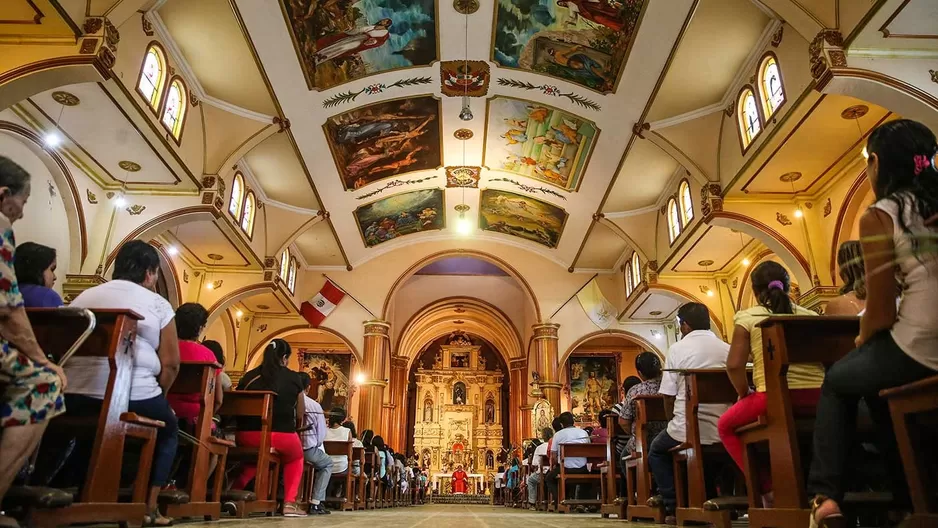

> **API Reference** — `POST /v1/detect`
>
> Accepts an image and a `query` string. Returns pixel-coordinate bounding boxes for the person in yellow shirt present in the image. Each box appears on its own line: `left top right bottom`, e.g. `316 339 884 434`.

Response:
718 261 824 508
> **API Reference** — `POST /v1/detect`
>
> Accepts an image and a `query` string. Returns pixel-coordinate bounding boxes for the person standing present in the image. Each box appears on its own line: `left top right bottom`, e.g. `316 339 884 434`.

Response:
648 302 730 523
300 377 333 515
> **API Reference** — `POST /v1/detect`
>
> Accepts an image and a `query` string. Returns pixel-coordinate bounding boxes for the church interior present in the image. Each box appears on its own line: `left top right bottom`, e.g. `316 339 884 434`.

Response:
1 0 938 527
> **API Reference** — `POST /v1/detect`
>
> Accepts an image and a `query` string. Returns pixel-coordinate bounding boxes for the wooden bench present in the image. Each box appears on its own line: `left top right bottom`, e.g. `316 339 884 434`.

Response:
322 440 355 510
625 394 667 523
739 316 860 528
164 360 232 520
352 446 366 509
881 374 938 526
217 391 279 517
363 450 378 509
600 414 628 518
557 443 605 512
671 369 746 528
22 308 164 527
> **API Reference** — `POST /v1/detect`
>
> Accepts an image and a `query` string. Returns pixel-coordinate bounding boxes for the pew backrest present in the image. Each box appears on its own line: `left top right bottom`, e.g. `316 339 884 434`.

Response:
323 440 354 458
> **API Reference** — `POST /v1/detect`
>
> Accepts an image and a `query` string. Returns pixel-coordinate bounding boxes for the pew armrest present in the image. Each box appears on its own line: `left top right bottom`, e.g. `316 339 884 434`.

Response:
120 412 165 428
669 442 691 453
208 436 236 448
734 416 768 435
879 374 938 399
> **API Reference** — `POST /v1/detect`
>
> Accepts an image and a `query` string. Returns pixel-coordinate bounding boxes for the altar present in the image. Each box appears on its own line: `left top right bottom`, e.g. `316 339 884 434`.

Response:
430 473 486 495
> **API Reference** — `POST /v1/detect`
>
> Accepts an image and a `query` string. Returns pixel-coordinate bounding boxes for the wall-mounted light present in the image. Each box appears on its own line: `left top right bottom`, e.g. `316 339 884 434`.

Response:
166 246 179 256
235 310 243 319
43 131 62 148
741 257 751 267
113 194 127 208
355 372 366 385
794 208 803 218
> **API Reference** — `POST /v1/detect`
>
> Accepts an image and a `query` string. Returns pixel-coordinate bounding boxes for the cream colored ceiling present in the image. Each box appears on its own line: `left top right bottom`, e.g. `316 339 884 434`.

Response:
244 132 320 211
850 0 938 51
647 0 770 122
238 291 290 315
625 292 682 320
0 0 77 39
576 222 630 270
170 220 256 269
294 220 346 268
157 0 277 116
603 140 680 213
735 95 891 195
671 226 753 273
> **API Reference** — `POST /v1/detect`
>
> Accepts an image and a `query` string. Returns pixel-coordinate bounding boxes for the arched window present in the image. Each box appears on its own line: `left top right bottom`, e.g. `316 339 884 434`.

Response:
241 192 256 237
137 44 167 110
279 249 289 283
631 252 641 287
737 87 762 149
160 78 187 141
679 180 694 225
229 173 244 220
625 262 634 297
287 257 297 294
759 54 785 118
667 198 681 243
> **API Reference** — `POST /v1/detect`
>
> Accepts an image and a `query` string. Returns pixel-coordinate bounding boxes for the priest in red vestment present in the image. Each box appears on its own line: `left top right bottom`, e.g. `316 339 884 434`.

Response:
452 466 469 494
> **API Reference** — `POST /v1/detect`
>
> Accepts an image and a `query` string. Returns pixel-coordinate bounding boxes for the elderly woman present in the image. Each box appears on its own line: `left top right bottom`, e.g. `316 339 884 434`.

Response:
65 240 180 526
13 242 62 308
0 156 67 528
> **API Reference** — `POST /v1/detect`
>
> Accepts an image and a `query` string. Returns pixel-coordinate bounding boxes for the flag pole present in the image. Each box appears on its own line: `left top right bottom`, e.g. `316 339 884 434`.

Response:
322 274 378 319
549 273 599 320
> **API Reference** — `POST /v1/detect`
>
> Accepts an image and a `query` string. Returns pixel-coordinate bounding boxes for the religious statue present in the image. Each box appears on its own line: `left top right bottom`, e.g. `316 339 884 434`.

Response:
451 465 469 494
448 331 472 347
479 355 486 370
484 400 495 424
433 352 443 369
453 382 466 405
486 451 494 468
423 399 433 422
452 353 467 368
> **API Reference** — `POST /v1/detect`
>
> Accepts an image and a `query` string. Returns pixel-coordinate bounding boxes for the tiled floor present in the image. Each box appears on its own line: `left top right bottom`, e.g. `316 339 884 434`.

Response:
195 504 665 528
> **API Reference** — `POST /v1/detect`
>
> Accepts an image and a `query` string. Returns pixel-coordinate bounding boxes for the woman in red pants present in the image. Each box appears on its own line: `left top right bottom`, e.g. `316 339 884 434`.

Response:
235 339 308 517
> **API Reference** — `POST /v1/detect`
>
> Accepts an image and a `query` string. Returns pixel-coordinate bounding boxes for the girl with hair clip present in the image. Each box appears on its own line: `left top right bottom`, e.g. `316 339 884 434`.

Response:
809 119 938 527
719 260 824 508
825 241 867 315
234 339 308 517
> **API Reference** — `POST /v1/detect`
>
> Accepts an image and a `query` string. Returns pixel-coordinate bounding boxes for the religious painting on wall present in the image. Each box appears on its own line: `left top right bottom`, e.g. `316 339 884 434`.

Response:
479 189 568 248
484 96 597 191
297 350 354 411
280 0 439 91
492 0 646 93
354 188 444 247
531 399 553 437
324 95 442 190
566 354 618 424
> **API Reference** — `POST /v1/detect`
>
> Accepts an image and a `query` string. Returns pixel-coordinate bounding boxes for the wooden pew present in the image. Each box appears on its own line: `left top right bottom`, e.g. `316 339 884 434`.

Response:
217 390 279 517
323 440 355 511
352 446 366 510
557 443 605 512
297 461 314 513
164 360 233 520
24 308 163 527
881 374 938 527
625 395 667 523
600 414 628 518
363 450 378 509
670 369 745 528
738 316 860 528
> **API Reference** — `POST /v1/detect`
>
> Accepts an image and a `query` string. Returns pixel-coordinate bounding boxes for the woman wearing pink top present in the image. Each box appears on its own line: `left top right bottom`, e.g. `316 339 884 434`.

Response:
166 303 223 421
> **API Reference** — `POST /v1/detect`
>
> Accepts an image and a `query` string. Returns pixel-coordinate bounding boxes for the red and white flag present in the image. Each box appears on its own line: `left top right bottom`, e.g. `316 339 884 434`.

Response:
301 280 346 327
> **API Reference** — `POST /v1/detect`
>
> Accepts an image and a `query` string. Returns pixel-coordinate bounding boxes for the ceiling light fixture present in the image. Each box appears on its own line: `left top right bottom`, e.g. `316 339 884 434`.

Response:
113 195 127 208
43 131 62 147
457 4 473 122
45 91 78 150
166 245 179 256
794 207 803 218
455 204 472 235
235 310 243 319
742 258 751 267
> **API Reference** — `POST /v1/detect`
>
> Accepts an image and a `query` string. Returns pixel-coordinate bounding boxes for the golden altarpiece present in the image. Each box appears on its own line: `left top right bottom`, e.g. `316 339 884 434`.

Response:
413 332 504 493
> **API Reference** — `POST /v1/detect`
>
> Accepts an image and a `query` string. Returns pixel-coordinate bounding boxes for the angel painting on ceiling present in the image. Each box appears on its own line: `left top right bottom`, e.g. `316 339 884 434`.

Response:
281 0 438 91
493 0 645 93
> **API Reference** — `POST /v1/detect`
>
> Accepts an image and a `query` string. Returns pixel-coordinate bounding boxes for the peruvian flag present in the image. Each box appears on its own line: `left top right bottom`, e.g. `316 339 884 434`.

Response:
300 280 346 327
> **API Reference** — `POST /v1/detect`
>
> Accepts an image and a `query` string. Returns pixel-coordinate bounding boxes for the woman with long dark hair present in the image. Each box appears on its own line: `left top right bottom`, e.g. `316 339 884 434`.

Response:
235 339 308 517
14 242 62 308
809 120 938 527
719 261 823 508
825 241 867 315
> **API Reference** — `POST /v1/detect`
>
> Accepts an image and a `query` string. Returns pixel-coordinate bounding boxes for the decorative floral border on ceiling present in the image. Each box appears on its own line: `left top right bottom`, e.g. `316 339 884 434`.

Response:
496 78 601 111
487 177 567 200
355 175 440 200
321 77 434 108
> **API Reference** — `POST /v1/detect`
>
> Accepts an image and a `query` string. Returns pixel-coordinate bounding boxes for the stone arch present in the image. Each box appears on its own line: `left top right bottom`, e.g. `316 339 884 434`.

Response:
0 121 87 271
151 240 181 309
382 249 541 321
102 206 216 274
708 211 812 287
829 171 872 282
645 283 727 339
244 323 363 368
206 284 275 326
559 329 662 368
820 68 938 131
0 59 107 112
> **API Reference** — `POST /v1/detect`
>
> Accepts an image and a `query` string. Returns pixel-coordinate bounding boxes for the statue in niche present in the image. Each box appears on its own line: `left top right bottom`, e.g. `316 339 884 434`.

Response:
433 352 443 369
486 450 494 468
479 355 486 370
453 381 466 405
423 399 433 422
452 353 467 368
448 331 472 346
484 399 495 423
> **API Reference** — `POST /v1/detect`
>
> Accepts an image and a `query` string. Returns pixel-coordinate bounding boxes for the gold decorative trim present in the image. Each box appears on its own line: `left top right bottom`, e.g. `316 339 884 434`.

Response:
453 0 479 14
51 91 80 106
118 160 141 172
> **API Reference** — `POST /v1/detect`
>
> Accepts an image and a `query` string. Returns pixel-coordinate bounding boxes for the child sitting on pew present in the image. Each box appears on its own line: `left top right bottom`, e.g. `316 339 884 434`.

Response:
809 119 938 527
718 261 823 508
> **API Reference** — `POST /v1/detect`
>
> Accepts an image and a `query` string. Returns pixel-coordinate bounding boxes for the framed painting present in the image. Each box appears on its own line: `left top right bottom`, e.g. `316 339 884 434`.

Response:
484 96 598 191
297 349 355 411
280 0 439 91
479 189 568 248
354 188 445 247
531 399 553 438
492 0 647 93
566 354 619 424
324 95 442 190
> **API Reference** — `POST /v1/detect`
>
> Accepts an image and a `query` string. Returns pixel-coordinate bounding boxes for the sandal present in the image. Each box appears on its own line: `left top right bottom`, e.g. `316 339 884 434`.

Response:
809 496 845 528
143 509 174 527
282 502 307 518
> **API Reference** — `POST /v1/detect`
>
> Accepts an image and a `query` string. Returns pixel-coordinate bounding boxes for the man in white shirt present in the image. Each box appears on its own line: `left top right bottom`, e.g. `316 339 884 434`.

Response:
526 428 554 509
545 412 591 503
300 378 333 515
648 303 730 520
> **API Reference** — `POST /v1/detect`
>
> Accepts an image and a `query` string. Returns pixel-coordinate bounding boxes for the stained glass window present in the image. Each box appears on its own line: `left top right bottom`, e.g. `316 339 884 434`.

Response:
288 257 297 294
760 55 785 117
138 45 166 109
229 173 244 220
679 180 694 226
161 79 186 140
625 262 634 297
668 199 681 243
241 192 256 237
279 249 290 283
631 252 641 287
738 88 762 148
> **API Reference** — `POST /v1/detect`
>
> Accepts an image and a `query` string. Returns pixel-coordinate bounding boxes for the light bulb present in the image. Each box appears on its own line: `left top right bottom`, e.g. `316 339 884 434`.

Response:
706 289 714 297
355 373 366 385
235 310 243 319
206 282 214 290
114 196 127 208
459 96 473 121
166 246 179 256
742 258 751 267
456 214 472 235
794 208 803 218
44 131 62 147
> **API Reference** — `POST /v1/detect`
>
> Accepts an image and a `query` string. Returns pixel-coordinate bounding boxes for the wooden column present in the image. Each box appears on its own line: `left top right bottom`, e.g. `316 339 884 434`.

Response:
533 323 561 415
358 320 390 437
509 358 528 446
388 355 409 451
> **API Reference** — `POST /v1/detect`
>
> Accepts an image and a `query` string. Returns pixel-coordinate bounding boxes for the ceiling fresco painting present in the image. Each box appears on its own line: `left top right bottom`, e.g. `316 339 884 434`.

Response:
355 188 445 247
440 60 491 97
281 0 439 91
492 0 646 93
323 95 442 190
484 96 597 192
479 189 568 248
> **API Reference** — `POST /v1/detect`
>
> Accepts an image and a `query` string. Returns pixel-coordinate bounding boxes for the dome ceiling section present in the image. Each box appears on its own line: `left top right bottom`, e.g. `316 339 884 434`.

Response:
232 0 697 269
